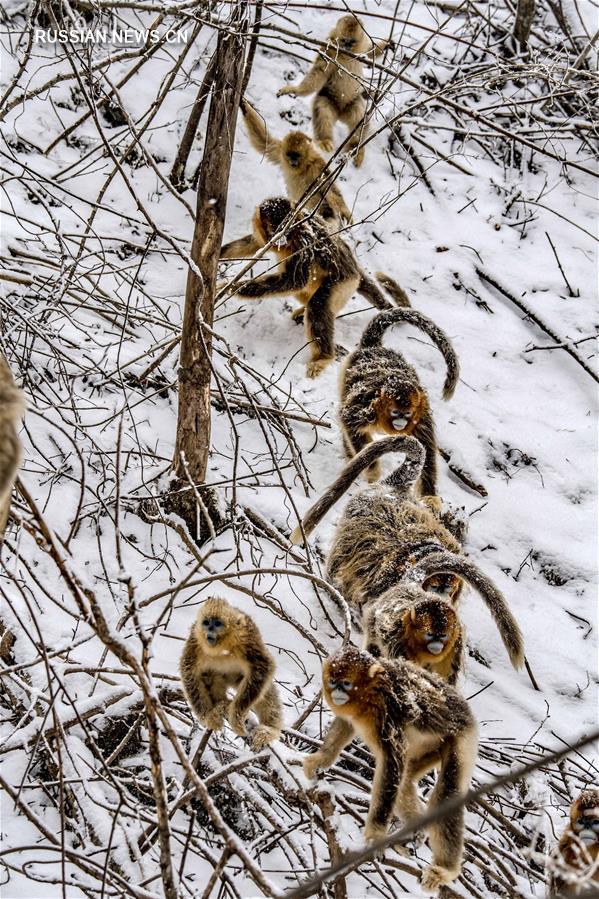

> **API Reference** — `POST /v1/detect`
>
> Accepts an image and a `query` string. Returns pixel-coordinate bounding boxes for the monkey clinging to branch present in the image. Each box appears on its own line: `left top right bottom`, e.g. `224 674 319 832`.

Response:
548 788 599 896
277 15 392 166
240 99 352 227
220 196 398 378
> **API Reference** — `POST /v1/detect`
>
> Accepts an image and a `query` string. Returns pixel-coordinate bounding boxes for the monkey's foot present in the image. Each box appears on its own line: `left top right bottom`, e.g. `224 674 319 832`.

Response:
200 701 228 731
420 864 458 892
291 306 305 323
303 753 324 780
318 139 334 154
306 357 334 379
251 725 280 751
422 495 443 514
277 85 296 97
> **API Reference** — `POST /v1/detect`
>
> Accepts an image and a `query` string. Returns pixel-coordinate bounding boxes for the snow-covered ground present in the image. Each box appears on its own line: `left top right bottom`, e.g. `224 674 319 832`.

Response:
1 1 597 896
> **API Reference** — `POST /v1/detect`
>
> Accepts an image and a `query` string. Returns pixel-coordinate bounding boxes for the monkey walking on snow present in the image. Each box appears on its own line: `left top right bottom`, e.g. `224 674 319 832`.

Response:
278 15 392 165
339 307 459 494
304 645 478 893
291 435 524 678
240 99 352 228
220 197 405 378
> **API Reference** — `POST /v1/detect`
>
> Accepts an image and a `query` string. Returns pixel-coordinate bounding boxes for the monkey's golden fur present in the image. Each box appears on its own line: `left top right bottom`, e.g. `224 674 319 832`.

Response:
339 308 460 494
240 99 352 226
0 354 24 543
179 597 282 751
292 436 525 673
548 789 599 896
220 197 392 378
278 15 390 165
303 647 477 893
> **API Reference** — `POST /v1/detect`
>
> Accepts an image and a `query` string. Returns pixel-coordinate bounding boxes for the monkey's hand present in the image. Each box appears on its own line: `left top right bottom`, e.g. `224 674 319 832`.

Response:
303 753 325 780
251 724 280 751
277 85 297 97
420 864 458 892
199 701 228 731
306 356 334 379
227 703 249 738
364 822 387 845
318 139 335 154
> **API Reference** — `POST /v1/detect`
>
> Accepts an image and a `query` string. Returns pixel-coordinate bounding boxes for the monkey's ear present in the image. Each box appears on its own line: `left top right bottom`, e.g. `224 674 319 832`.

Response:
368 662 384 679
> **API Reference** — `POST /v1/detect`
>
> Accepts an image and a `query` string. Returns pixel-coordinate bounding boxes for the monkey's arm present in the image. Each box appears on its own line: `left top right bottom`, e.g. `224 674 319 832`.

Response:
220 234 263 260
364 735 404 841
371 38 393 58
235 257 310 298
240 100 282 165
303 717 354 779
278 58 330 97
228 646 274 736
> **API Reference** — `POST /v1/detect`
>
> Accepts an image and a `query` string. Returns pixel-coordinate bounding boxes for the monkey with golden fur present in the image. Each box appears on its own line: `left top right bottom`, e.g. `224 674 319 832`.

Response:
291 435 524 673
278 15 391 165
340 307 460 494
303 646 478 892
179 597 282 751
220 197 394 378
0 354 24 543
240 99 352 227
548 789 599 896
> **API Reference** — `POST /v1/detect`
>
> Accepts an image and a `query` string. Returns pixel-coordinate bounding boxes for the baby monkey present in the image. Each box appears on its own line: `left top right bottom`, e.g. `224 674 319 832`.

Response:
0 354 24 542
220 196 393 378
363 550 524 683
240 99 352 227
303 646 478 893
278 15 391 165
548 789 599 896
179 597 282 750
340 308 460 494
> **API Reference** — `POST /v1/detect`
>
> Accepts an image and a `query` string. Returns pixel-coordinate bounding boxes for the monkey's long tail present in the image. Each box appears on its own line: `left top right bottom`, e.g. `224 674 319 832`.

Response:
412 551 525 670
358 308 460 400
357 273 393 310
290 435 424 545
375 272 411 307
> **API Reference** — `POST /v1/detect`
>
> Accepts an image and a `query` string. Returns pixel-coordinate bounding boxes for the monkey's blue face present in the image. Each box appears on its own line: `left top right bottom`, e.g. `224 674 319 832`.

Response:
390 409 411 431
425 632 449 655
328 678 353 706
574 817 599 844
202 617 225 645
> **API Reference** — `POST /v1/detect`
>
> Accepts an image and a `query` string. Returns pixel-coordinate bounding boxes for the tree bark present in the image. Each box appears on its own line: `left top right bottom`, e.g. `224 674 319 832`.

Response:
513 0 536 47
172 2 249 541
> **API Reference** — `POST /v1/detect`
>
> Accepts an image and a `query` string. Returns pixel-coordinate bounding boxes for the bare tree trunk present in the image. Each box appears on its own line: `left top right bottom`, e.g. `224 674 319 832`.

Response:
513 0 536 47
169 51 218 192
171 2 250 540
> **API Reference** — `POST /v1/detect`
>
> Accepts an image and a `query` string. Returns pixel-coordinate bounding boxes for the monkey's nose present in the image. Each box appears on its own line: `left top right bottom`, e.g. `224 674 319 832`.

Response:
427 641 445 655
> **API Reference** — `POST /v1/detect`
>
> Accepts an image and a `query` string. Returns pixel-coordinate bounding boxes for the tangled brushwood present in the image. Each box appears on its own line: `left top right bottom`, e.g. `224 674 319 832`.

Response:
0 1 597 897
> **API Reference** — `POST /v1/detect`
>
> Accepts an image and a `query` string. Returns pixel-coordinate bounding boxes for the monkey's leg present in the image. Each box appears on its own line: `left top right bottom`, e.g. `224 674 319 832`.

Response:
413 411 438 498
340 97 368 167
305 276 358 378
313 94 337 154
252 683 283 750
303 717 354 779
364 737 404 843
421 728 477 892
228 651 274 737
220 234 263 260
291 288 313 323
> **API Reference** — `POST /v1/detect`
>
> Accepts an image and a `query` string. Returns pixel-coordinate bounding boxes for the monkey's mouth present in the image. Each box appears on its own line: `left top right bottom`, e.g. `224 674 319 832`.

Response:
206 634 219 646
578 830 598 844
426 641 445 655
390 413 410 431
330 689 350 705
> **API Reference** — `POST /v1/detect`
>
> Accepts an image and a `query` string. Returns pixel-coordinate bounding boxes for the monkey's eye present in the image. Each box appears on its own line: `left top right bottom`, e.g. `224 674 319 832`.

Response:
212 619 224 629
425 633 435 640
341 680 353 691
